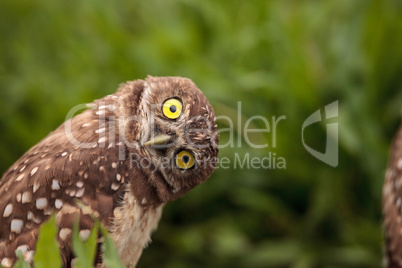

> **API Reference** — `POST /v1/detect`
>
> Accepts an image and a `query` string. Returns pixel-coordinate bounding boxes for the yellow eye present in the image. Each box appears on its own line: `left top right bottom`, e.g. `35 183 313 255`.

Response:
175 150 195 170
162 98 182 119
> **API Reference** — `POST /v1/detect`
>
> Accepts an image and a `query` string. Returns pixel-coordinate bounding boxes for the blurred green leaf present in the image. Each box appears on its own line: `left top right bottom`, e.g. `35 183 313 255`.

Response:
33 215 62 268
72 220 99 268
13 250 30 268
100 225 125 268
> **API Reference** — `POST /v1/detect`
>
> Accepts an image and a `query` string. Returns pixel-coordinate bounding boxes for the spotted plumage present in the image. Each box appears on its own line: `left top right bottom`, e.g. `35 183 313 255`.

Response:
383 124 402 267
0 76 219 267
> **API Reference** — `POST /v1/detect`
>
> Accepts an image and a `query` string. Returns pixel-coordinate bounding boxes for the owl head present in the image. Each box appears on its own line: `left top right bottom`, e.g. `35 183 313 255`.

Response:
115 76 219 203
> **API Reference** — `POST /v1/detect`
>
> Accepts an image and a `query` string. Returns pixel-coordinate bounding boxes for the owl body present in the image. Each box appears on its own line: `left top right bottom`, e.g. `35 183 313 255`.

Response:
0 76 218 267
383 124 402 267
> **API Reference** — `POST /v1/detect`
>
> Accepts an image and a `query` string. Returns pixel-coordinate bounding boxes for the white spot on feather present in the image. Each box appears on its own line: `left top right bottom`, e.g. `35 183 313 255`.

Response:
116 173 121 181
19 166 26 172
24 250 34 262
96 110 106 116
111 182 120 191
1 258 12 267
112 162 117 169
16 245 29 254
79 229 91 241
33 183 40 193
95 128 106 134
3 204 13 217
11 219 23 233
61 152 68 157
55 199 63 209
22 191 32 203
69 190 76 197
36 198 48 209
76 181 84 188
75 188 85 198
16 174 24 181
59 228 72 241
27 211 34 220
52 180 60 190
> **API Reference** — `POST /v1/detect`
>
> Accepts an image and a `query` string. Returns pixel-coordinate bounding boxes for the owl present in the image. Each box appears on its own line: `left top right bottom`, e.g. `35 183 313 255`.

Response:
383 124 402 267
0 76 219 267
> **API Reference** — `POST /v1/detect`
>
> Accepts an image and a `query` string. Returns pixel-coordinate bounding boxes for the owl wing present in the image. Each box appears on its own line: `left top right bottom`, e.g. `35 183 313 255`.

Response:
0 102 127 267
383 124 402 267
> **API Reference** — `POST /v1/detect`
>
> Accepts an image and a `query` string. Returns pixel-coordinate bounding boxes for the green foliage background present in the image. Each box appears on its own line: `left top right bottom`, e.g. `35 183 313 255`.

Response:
0 0 401 267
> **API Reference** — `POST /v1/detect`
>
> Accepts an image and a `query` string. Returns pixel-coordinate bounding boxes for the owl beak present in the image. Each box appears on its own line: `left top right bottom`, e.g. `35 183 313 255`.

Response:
144 134 173 147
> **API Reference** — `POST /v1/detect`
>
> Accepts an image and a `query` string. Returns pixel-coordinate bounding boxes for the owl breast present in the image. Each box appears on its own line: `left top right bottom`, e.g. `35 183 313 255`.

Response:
110 185 163 266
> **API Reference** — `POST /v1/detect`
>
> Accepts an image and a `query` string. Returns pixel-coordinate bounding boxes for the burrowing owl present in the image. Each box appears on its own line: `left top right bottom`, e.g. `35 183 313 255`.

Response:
0 76 219 267
383 124 402 267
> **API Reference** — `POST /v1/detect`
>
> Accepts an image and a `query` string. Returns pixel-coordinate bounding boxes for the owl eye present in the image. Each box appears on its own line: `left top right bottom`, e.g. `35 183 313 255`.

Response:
162 98 182 119
175 150 195 170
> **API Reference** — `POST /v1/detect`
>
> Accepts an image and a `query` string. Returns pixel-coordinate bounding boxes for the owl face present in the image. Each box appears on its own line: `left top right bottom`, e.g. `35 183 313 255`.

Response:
120 76 219 202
